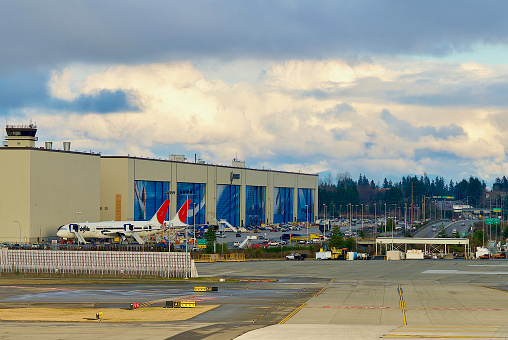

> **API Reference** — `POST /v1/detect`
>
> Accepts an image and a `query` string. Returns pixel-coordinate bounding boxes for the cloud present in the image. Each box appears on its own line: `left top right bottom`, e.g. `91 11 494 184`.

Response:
5 56 508 184
4 1 508 74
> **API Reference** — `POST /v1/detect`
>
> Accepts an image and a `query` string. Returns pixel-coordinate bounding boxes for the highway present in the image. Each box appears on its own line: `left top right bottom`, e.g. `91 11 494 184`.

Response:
413 219 476 238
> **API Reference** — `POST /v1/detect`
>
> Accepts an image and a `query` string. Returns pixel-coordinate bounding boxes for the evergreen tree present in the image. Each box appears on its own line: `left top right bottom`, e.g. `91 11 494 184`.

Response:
329 225 344 249
205 227 217 253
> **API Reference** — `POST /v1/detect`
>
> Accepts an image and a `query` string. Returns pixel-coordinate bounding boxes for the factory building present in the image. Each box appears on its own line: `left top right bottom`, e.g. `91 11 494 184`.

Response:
0 125 318 243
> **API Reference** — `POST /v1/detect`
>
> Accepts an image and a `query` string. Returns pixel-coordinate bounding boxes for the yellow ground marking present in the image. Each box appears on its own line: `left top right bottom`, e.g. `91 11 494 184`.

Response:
278 303 307 324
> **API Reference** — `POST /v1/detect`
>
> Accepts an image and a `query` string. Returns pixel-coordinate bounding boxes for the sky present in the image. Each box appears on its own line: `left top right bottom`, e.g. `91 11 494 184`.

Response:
2 1 508 186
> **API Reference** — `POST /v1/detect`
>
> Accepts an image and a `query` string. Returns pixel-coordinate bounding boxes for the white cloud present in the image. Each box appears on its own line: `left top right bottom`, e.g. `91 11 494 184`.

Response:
37 58 508 182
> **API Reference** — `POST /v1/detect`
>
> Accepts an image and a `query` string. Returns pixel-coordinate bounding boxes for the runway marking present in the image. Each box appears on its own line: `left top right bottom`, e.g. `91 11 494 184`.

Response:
398 285 407 326
0 285 72 291
423 270 508 275
382 335 507 338
432 307 501 311
321 306 390 309
278 302 306 324
238 279 277 282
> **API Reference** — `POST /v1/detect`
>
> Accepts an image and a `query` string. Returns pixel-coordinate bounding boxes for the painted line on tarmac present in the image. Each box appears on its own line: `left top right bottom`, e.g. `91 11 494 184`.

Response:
320 306 390 309
0 285 73 291
278 302 307 324
381 336 506 339
423 270 508 275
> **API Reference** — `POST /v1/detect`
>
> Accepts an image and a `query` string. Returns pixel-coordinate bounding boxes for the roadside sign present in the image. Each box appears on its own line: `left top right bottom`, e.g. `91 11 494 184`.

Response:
494 218 501 224
462 233 466 237
486 218 493 225
493 208 502 212
197 244 206 249
197 239 206 245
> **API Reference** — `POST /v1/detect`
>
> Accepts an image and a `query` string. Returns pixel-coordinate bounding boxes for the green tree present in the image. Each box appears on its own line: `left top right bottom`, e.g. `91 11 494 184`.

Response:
344 237 356 251
503 225 508 239
470 230 485 248
329 225 344 249
205 227 216 253
217 243 229 253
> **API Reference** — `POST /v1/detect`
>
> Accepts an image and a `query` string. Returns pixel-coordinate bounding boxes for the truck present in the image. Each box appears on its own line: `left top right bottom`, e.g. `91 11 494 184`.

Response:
316 246 348 260
316 250 332 260
286 252 306 260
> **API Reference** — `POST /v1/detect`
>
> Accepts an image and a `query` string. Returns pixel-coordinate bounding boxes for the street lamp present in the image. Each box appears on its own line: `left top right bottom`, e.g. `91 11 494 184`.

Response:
322 204 327 238
361 204 364 234
193 203 197 252
75 212 82 246
13 221 21 245
165 190 176 278
374 203 377 239
305 204 309 242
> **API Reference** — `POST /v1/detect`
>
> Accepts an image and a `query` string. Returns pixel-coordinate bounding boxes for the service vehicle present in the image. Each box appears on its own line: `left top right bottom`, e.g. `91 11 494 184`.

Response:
286 253 306 260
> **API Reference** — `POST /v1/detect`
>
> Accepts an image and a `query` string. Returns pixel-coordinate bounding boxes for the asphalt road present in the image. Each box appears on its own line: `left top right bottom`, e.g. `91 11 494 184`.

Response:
413 219 476 238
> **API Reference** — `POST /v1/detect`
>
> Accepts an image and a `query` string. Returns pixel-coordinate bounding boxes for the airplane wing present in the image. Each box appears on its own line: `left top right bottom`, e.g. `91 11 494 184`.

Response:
102 230 145 244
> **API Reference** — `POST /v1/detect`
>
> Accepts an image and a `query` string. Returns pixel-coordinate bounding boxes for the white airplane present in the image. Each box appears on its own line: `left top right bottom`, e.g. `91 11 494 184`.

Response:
57 199 190 244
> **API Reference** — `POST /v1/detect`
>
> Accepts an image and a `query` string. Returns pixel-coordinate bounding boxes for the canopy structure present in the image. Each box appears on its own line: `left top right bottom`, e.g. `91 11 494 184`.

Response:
375 237 470 258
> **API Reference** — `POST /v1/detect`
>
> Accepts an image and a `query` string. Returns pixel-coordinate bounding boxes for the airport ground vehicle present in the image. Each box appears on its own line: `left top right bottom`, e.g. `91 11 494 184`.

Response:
286 253 306 260
316 251 332 260
316 247 348 260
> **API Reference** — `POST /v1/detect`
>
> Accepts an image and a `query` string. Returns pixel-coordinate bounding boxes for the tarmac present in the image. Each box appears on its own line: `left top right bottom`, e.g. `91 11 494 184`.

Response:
2 259 508 339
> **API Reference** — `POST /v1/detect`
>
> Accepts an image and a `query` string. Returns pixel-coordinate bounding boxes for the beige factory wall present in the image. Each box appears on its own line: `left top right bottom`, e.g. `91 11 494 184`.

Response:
133 158 172 182
296 173 318 189
30 150 100 241
245 169 269 186
100 158 133 221
272 171 297 187
0 150 31 243
216 166 243 185
177 163 208 183
99 157 318 226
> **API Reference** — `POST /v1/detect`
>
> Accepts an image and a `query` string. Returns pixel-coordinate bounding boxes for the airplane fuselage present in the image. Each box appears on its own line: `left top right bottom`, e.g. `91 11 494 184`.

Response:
57 221 165 242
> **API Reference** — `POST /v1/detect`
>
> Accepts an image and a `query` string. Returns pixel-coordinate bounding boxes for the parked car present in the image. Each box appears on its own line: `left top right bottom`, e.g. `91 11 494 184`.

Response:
236 233 241 237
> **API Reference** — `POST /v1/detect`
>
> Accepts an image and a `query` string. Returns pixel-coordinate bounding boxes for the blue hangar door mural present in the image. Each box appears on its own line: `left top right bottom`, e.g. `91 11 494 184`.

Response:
274 187 293 224
134 181 170 221
217 184 241 227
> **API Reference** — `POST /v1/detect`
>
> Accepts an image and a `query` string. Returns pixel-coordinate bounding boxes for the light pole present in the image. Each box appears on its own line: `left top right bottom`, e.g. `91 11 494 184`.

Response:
332 204 336 221
75 212 81 246
165 190 176 278
384 203 387 234
405 203 407 231
193 203 197 251
13 221 21 245
305 204 309 242
184 190 195 279
339 205 342 220
323 204 327 238
349 203 352 236
374 203 377 239
361 204 364 234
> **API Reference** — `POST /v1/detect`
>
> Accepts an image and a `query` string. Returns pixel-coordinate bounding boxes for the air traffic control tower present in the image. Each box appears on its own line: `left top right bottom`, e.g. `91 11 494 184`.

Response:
3 123 38 147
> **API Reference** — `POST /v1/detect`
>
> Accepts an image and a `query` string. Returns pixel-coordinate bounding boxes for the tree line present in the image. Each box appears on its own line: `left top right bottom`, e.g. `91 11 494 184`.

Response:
318 171 506 216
